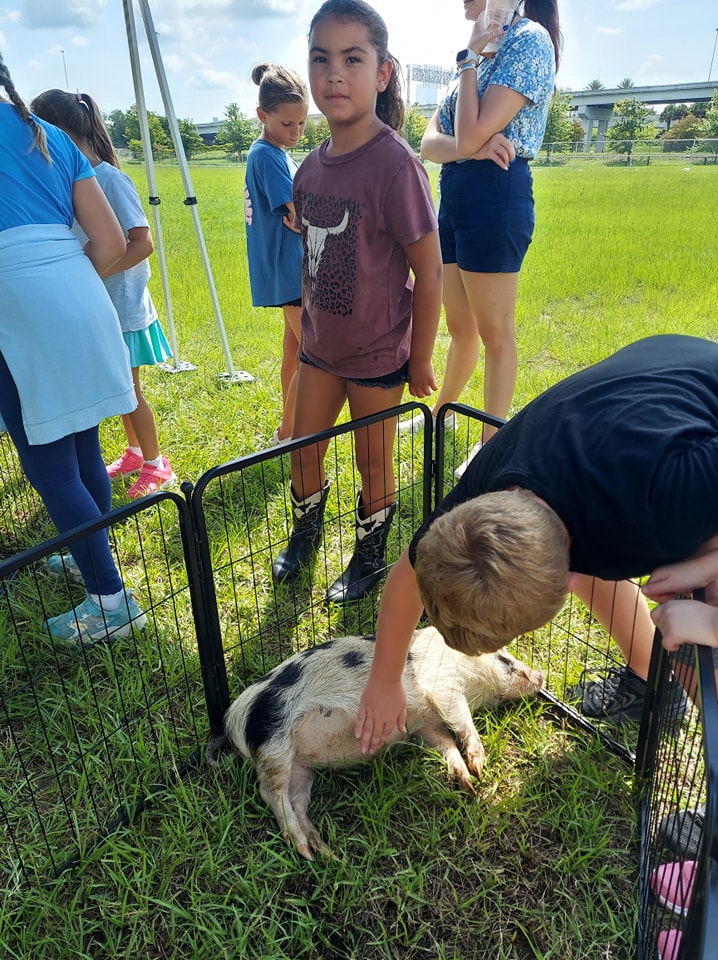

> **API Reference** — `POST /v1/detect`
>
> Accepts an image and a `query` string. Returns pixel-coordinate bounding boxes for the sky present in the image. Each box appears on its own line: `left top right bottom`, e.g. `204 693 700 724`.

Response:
0 0 716 125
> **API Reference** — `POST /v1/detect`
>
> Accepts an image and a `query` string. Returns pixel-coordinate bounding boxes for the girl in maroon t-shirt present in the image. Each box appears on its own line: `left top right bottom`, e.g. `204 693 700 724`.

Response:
271 0 442 604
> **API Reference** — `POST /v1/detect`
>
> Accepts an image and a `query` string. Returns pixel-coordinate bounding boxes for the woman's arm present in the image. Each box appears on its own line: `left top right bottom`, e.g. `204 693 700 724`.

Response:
402 230 443 398
421 107 516 169
420 107 462 164
72 176 126 275
355 549 426 753
100 225 153 278
454 80 527 158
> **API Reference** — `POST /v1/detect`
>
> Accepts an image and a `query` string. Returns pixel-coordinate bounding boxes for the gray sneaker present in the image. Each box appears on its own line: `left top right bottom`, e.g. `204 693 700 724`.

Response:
655 803 706 859
566 665 688 725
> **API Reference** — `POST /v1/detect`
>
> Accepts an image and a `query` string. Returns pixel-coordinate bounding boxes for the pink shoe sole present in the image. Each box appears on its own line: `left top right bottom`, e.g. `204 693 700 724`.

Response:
127 457 176 498
107 447 144 478
650 859 696 918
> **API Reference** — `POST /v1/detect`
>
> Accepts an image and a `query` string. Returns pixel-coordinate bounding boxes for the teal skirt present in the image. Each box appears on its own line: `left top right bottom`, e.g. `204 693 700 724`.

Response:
124 320 172 367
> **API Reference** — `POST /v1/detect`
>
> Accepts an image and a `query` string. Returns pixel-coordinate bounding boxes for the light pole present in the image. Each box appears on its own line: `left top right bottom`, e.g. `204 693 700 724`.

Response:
60 48 69 87
709 27 718 82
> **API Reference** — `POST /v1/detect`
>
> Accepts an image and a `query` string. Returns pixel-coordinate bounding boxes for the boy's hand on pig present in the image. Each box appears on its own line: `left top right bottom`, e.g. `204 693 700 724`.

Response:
651 599 718 651
355 676 407 755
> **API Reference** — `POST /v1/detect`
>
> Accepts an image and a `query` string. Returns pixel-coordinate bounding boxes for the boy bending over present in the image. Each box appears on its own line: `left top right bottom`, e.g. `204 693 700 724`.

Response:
356 334 718 752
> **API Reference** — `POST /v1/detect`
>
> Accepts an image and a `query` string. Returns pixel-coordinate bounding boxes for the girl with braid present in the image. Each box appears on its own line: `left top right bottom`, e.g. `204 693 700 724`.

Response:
32 89 175 498
0 53 146 644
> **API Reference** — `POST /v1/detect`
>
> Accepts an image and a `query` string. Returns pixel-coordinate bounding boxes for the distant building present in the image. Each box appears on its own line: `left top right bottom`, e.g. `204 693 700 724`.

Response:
407 64 454 107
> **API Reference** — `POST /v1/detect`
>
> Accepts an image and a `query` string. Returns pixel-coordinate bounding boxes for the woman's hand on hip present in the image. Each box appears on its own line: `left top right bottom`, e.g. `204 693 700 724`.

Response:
473 133 516 170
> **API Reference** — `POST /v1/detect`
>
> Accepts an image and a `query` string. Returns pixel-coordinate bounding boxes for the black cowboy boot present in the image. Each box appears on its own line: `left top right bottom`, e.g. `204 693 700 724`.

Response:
325 494 397 604
272 482 330 583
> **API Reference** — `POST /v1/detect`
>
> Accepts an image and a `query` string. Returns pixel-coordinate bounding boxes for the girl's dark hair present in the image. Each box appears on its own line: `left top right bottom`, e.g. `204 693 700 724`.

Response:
309 0 404 131
30 89 119 168
523 0 562 70
251 62 308 114
0 50 50 161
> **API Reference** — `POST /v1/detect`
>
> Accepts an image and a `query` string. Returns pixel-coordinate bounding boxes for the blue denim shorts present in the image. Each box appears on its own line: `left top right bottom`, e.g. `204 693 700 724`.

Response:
438 157 535 273
299 352 409 388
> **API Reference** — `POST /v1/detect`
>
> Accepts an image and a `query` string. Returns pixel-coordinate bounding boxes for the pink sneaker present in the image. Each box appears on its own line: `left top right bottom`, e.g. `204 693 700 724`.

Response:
127 457 176 498
657 929 682 960
107 447 144 479
650 859 696 917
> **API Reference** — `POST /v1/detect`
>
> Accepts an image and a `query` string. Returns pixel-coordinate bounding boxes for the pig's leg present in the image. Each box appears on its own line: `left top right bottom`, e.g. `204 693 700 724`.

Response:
425 695 487 783
416 719 479 796
288 760 334 859
255 758 316 860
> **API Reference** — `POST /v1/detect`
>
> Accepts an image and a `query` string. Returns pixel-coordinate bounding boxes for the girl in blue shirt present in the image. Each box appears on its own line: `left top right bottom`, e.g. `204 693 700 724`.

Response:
244 63 308 445
0 52 145 644
414 0 560 466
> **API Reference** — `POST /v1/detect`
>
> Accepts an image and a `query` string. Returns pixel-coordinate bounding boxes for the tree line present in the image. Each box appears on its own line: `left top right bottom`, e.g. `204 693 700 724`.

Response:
541 88 718 162
106 90 718 165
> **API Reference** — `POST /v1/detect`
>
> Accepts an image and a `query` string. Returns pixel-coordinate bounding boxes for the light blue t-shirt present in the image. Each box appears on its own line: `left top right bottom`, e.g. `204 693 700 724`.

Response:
0 104 93 230
438 18 556 159
72 162 157 333
244 138 303 307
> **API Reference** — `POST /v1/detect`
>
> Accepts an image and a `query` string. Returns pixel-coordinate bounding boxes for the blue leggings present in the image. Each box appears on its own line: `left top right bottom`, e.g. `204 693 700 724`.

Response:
0 350 122 595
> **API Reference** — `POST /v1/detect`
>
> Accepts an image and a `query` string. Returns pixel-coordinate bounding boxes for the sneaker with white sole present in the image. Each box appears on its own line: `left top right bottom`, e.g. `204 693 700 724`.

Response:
455 439 483 479
398 411 457 435
106 447 144 479
127 457 176 498
650 859 696 918
43 589 147 646
46 553 83 583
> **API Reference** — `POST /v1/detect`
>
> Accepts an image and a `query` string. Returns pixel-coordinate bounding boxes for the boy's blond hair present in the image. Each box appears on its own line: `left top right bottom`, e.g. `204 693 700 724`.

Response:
414 490 570 655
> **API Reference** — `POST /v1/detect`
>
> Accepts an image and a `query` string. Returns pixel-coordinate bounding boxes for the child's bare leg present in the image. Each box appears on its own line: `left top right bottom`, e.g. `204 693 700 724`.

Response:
290 362 346 500
572 574 655 679
124 367 160 461
346 382 404 515
279 305 301 441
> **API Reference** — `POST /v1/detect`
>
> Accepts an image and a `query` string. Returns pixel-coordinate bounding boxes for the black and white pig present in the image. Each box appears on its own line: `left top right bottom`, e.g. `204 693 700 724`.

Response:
206 626 544 859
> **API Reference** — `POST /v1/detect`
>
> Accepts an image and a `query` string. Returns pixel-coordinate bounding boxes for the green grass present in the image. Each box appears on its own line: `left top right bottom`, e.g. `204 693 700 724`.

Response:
1 163 716 959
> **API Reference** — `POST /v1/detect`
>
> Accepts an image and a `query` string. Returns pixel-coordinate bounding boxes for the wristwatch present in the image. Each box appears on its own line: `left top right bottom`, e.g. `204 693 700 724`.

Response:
456 48 480 66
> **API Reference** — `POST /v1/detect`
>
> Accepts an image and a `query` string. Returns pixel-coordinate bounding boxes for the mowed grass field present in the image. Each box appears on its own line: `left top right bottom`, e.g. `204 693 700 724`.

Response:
1 162 717 960
91 160 718 485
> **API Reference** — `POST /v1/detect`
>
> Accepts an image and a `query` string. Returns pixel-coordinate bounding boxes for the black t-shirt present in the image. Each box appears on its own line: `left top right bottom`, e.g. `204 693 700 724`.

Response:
410 335 718 580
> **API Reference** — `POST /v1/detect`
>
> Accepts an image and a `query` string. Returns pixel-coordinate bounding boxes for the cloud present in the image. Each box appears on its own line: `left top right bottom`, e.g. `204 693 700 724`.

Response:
21 0 107 29
598 26 623 36
71 35 88 47
637 53 664 79
615 0 664 11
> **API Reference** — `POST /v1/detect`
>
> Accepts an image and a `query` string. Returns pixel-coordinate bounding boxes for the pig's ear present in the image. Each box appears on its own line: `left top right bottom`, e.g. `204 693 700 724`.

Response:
567 572 579 595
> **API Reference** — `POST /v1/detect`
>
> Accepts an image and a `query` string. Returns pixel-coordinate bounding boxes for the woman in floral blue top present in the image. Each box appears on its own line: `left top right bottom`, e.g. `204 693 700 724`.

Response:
414 0 560 466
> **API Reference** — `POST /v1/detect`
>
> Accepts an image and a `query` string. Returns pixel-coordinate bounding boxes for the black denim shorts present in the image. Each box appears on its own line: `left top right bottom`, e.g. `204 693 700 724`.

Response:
299 352 409 389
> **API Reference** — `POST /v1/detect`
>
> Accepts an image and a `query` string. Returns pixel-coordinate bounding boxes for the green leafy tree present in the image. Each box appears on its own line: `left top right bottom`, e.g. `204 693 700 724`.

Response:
699 90 718 161
690 101 707 119
585 79 605 91
606 98 657 159
403 103 428 152
106 108 129 148
176 118 205 159
662 114 703 151
616 77 635 89
541 89 575 161
316 116 331 143
569 118 586 145
299 117 317 151
124 105 172 160
215 103 257 157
